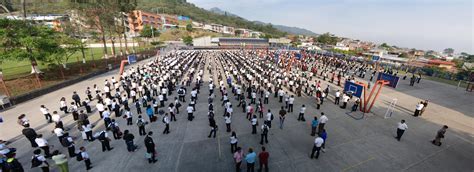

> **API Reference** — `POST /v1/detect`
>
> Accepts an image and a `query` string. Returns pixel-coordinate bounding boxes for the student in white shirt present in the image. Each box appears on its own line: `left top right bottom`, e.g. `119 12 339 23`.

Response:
318 112 328 134
298 105 306 121
35 134 51 158
40 105 52 123
163 114 170 134
395 120 408 141
59 97 68 114
125 108 133 125
32 149 49 171
96 103 105 118
340 94 350 109
230 131 238 153
288 95 295 112
53 127 65 141
335 90 341 105
414 102 424 117
187 105 194 121
251 115 258 134
225 113 232 132
264 90 270 104
82 123 93 141
310 135 324 159
79 147 92 170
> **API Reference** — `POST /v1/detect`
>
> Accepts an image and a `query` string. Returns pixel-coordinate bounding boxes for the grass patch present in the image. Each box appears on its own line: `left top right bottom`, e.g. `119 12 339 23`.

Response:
0 45 153 80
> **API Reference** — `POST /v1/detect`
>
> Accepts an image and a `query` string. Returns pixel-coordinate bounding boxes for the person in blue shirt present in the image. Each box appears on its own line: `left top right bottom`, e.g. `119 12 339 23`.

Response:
320 129 327 152
146 105 154 122
311 116 318 136
245 148 256 172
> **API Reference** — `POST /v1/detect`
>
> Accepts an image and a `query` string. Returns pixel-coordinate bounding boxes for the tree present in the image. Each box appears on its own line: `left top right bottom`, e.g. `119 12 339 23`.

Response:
259 34 272 39
316 32 338 45
45 34 82 79
73 1 118 59
452 58 464 69
61 18 88 72
182 36 193 45
399 52 409 58
466 55 474 62
380 43 391 49
443 48 454 55
117 0 137 54
0 0 13 12
140 25 159 38
186 23 193 32
234 30 243 36
0 19 59 74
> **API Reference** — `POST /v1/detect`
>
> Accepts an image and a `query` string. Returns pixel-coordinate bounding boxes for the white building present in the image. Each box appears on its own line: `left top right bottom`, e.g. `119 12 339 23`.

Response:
250 31 263 38
223 26 235 35
192 36 218 47
6 14 66 30
334 41 350 51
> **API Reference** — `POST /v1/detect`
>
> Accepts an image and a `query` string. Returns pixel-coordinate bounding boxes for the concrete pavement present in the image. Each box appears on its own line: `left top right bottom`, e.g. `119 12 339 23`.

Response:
0 51 473 172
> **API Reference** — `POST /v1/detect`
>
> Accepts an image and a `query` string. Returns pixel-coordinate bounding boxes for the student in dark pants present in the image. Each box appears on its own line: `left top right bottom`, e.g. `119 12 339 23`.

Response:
310 135 324 159
22 124 38 147
245 148 256 172
135 101 142 114
258 146 269 172
163 114 170 134
144 132 157 163
137 116 147 136
123 130 137 152
260 123 269 145
79 147 92 170
208 117 218 138
97 131 113 152
395 120 408 141
251 115 258 134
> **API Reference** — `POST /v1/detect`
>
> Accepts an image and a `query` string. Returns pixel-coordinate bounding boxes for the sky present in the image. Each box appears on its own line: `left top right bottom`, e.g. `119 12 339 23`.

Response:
187 0 473 54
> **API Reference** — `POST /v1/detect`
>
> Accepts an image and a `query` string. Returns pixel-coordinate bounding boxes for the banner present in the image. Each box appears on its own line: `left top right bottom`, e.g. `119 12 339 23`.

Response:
127 55 137 64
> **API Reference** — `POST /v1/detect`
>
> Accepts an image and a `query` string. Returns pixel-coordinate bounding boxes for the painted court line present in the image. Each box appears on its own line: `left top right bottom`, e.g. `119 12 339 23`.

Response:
401 143 456 171
341 156 375 172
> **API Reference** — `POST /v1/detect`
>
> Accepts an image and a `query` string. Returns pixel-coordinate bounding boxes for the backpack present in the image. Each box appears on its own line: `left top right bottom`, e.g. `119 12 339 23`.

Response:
31 156 42 168
270 113 274 120
76 154 83 161
263 125 269 135
178 89 184 95
61 137 72 147
98 132 106 141
137 119 145 127
109 123 118 132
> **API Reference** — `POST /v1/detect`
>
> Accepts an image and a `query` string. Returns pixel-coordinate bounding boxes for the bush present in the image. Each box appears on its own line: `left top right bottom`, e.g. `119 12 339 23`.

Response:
150 41 163 46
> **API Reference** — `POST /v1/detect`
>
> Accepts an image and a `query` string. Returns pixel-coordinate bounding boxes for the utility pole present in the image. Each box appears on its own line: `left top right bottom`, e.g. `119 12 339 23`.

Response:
21 0 26 19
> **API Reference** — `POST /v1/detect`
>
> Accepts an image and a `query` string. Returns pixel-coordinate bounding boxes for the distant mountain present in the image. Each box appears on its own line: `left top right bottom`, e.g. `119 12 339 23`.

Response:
254 21 318 36
209 7 238 17
273 25 318 36
208 8 318 36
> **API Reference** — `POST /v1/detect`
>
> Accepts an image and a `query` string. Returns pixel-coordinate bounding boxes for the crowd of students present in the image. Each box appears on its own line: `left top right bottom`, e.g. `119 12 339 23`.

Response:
0 49 446 172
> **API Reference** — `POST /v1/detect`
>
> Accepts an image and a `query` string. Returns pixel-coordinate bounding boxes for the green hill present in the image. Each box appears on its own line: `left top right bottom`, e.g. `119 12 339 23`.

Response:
5 0 287 37
137 0 286 37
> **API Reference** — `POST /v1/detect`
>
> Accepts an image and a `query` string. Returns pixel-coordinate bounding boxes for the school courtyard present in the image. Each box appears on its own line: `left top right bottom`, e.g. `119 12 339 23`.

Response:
0 53 473 172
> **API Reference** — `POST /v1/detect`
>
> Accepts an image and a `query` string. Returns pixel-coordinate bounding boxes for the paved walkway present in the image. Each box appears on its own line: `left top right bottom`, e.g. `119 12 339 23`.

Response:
0 51 473 172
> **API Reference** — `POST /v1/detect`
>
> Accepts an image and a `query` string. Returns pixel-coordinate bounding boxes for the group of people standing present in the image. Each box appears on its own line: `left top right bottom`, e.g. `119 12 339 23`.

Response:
1 49 450 172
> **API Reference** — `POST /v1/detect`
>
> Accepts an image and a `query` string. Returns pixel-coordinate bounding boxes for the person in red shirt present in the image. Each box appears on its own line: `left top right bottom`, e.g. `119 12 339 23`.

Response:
258 146 269 172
